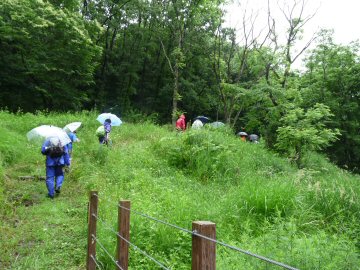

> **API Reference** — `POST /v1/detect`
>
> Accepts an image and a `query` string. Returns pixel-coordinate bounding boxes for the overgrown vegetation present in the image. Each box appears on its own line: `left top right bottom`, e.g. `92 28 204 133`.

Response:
0 111 359 269
1 0 359 172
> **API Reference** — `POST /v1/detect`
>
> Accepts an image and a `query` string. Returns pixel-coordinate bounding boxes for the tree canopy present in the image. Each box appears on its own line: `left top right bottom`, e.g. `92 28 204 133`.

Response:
0 0 359 172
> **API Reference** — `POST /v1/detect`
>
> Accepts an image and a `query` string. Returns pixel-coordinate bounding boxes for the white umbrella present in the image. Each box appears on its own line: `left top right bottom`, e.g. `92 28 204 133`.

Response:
237 131 248 136
97 113 122 126
210 121 225 128
64 122 82 132
27 125 71 146
249 134 259 141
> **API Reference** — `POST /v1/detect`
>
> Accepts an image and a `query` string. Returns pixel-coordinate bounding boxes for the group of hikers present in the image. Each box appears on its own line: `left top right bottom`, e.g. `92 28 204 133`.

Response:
42 113 258 199
41 119 112 199
175 114 206 130
176 114 259 143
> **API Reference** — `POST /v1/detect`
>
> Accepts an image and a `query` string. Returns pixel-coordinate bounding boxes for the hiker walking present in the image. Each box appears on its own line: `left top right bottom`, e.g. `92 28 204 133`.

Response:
96 113 122 145
97 118 112 145
103 118 112 144
237 131 248 142
176 114 186 132
63 122 81 161
192 119 203 129
41 137 70 199
249 134 259 143
65 130 80 164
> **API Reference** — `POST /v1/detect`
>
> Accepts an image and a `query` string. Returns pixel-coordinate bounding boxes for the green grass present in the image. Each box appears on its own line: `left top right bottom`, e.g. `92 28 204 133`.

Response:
0 111 359 269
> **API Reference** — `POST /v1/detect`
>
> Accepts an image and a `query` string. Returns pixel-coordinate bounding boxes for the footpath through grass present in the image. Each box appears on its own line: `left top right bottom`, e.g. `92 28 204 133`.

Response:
0 111 359 269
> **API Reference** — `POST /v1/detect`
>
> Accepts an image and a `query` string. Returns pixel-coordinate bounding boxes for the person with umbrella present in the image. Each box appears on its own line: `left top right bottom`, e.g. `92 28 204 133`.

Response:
96 113 122 145
237 131 248 142
194 116 210 124
192 115 210 129
192 119 203 129
64 122 81 161
41 136 70 199
27 125 71 198
97 118 112 145
249 134 259 143
103 118 112 145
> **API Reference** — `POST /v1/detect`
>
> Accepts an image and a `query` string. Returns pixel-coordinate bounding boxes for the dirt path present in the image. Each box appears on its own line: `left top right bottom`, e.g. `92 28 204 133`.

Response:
1 167 87 269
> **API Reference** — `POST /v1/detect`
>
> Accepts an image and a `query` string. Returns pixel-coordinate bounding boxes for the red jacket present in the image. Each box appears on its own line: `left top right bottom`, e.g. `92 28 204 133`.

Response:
176 115 186 131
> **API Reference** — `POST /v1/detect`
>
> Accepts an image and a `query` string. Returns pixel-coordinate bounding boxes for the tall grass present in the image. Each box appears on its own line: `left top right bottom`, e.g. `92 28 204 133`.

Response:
0 110 359 269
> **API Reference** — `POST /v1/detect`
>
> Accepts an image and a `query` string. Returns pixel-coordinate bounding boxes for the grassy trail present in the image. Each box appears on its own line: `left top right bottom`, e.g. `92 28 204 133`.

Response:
1 111 359 269
1 162 87 269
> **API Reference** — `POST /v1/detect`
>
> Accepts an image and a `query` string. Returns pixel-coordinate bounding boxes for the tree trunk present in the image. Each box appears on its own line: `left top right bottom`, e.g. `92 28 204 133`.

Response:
172 64 179 125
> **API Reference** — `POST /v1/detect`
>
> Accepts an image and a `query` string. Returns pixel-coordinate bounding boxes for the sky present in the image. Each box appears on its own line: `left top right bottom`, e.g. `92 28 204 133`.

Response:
224 0 360 68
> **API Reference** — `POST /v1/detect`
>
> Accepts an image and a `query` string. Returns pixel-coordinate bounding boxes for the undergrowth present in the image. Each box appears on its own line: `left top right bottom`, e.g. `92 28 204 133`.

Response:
0 110 359 269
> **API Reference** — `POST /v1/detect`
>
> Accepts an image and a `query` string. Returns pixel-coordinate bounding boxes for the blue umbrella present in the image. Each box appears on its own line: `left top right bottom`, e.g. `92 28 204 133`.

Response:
194 116 210 123
97 113 122 126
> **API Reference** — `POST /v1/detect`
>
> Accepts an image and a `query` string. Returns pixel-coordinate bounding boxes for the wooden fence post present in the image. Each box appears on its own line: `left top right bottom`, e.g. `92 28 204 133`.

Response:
116 200 131 270
192 221 216 270
87 191 98 270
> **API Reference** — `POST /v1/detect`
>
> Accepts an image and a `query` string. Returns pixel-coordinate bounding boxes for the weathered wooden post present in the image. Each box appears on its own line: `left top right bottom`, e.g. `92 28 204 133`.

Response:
192 221 216 270
116 200 131 270
87 191 98 270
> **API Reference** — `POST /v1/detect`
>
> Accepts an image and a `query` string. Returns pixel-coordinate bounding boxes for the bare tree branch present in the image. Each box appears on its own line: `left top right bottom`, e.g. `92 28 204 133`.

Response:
292 31 317 63
160 40 175 75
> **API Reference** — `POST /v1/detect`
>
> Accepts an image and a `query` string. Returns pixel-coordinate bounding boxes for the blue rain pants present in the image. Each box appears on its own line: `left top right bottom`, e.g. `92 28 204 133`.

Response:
46 166 64 198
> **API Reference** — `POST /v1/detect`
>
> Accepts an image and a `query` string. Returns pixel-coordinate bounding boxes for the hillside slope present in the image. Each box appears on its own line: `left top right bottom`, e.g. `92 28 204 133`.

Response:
0 111 359 269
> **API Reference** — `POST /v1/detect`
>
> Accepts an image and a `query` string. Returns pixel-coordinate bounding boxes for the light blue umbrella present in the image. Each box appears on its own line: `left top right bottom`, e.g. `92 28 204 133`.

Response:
97 113 122 126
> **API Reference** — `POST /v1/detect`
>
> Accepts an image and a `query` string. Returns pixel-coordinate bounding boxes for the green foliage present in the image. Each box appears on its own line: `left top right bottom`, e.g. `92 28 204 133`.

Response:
275 103 340 167
0 0 101 111
218 220 360 269
302 34 360 172
154 128 239 182
121 109 159 124
0 0 359 174
0 157 4 209
1 106 360 269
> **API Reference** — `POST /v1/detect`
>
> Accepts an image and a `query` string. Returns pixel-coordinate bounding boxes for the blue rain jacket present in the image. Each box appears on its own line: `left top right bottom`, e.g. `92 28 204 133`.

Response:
104 122 111 134
41 139 70 167
67 132 78 152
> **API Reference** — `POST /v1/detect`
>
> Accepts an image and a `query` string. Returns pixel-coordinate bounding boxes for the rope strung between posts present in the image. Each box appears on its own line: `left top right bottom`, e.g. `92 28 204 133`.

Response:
92 193 298 270
93 213 171 270
91 234 124 270
118 204 299 270
90 254 103 270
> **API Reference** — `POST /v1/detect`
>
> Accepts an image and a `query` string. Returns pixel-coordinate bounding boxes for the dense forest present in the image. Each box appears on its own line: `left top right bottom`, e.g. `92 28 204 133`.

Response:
0 0 359 172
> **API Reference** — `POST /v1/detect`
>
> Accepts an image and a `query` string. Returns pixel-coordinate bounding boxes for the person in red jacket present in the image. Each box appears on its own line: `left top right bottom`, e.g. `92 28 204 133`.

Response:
176 114 186 131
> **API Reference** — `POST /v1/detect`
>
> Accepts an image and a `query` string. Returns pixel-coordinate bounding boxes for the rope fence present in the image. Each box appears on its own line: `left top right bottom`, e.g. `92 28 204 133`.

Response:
117 204 298 270
92 234 124 270
87 191 299 270
93 213 170 270
90 254 102 269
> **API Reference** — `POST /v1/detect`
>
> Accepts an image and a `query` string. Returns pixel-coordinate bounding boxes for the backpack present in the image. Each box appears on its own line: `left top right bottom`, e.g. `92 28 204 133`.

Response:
96 126 105 137
48 139 65 158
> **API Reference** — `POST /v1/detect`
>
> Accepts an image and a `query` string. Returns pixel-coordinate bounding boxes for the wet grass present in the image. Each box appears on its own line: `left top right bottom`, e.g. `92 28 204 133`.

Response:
0 110 359 269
